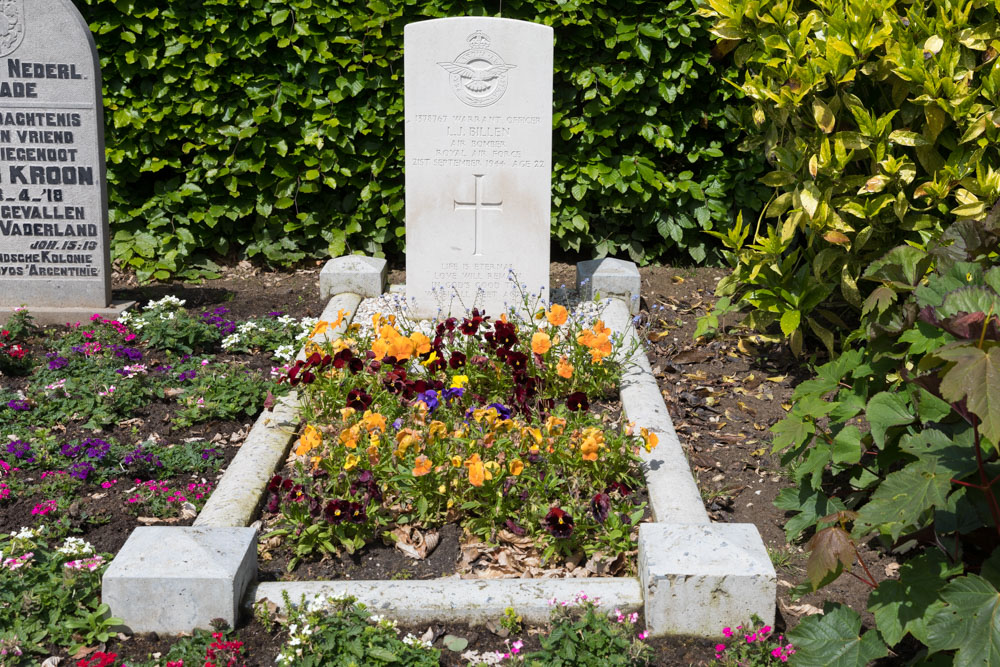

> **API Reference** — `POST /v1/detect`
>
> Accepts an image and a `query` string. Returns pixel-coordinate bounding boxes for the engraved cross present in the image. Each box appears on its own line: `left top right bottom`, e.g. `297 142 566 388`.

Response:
453 173 502 257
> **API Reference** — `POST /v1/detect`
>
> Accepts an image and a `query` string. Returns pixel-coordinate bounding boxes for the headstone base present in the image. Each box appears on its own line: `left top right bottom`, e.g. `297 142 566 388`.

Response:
0 300 136 327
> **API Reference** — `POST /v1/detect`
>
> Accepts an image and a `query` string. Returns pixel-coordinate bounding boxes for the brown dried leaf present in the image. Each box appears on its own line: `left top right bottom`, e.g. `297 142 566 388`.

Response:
806 526 856 587
671 348 713 365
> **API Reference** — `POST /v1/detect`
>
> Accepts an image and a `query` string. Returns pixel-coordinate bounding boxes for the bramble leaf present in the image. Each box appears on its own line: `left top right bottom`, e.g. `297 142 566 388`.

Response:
853 458 953 541
866 391 915 447
868 551 962 646
926 574 1000 666
787 602 888 667
806 525 856 588
936 345 1000 450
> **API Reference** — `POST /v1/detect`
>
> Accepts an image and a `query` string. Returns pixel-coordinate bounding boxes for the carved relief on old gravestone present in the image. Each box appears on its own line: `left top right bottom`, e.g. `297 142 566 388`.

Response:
405 18 553 319
0 0 127 324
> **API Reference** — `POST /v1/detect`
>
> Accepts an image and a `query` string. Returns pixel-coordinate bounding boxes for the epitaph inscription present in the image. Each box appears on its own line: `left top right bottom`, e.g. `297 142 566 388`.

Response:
0 0 111 310
406 18 552 318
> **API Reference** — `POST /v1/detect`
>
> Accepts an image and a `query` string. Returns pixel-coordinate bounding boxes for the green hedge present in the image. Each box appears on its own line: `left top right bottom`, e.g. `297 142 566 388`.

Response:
75 0 765 280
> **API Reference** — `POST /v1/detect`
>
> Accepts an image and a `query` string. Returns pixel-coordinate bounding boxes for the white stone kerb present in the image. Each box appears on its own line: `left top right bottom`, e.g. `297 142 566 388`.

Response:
602 297 710 524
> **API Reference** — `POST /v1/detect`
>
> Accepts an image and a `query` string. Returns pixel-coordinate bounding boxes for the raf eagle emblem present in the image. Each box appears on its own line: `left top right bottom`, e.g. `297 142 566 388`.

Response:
0 0 24 59
438 31 516 108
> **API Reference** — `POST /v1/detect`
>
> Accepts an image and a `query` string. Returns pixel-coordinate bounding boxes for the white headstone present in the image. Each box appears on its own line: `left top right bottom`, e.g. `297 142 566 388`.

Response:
0 0 123 324
404 17 552 319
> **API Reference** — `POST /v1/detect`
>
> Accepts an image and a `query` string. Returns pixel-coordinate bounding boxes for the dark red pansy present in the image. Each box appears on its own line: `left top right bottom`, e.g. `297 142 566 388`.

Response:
505 518 526 536
348 501 367 524
544 507 574 538
566 392 589 412
590 493 611 524
267 475 283 493
325 499 350 524
346 389 373 410
449 351 467 368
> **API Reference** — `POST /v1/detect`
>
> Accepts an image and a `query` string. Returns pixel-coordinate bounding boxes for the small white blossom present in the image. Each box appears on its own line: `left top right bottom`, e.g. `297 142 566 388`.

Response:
221 333 241 349
56 537 94 557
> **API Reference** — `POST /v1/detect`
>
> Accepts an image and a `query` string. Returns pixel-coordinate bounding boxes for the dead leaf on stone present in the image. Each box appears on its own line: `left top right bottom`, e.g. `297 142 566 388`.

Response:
392 526 439 560
117 417 145 428
885 562 900 577
41 657 63 667
163 388 185 398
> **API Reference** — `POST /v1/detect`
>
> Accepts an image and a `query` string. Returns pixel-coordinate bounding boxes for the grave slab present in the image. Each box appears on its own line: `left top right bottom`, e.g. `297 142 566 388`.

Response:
0 0 119 314
639 523 776 637
577 258 642 314
103 527 257 633
319 255 387 300
405 17 552 318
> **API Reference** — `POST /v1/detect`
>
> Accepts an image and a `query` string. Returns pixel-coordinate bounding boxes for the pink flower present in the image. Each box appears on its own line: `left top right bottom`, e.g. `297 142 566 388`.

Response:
90 314 102 322
637 631 648 641
716 644 726 652
722 627 732 638
31 499 57 515
511 640 523 655
746 632 757 643
101 479 118 489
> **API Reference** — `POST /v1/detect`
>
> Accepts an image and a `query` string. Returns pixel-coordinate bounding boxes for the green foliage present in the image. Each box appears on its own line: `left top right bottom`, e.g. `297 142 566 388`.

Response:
786 602 888 667
74 0 763 279
271 593 441 666
514 595 651 666
699 0 1000 350
769 225 1000 662
0 528 112 660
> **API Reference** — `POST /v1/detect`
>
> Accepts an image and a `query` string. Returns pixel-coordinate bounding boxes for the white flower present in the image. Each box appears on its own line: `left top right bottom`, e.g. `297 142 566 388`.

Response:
221 333 241 349
273 345 295 363
56 537 94 557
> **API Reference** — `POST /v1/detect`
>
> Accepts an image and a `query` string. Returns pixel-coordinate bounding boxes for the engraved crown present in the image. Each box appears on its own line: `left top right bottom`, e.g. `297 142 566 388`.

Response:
467 31 490 48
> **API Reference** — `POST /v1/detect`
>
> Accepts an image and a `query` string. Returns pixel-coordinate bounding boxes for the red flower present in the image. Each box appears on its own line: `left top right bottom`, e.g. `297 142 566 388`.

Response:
566 392 589 412
544 507 574 538
590 492 611 523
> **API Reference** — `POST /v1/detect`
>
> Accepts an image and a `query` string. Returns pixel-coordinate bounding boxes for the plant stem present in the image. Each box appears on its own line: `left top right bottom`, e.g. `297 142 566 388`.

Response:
849 542 879 589
972 421 1000 540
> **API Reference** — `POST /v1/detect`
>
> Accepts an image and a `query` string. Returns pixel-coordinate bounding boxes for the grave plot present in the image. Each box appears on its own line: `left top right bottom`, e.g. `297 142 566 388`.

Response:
100 16 775 643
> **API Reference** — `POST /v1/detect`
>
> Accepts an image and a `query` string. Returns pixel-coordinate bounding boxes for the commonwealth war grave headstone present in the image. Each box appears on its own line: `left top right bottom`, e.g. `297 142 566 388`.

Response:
404 17 552 318
0 0 128 325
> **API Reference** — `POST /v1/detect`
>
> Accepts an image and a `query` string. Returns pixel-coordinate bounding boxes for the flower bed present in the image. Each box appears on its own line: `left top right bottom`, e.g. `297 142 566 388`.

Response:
261 298 660 577
0 299 318 662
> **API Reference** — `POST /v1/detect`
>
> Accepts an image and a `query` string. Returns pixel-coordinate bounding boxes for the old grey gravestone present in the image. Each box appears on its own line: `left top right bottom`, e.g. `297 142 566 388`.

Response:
404 17 552 319
0 0 130 325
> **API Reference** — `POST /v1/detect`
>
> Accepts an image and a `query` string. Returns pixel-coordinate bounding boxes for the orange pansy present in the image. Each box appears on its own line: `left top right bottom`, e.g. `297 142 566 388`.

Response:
362 410 387 434
509 459 524 476
465 454 485 487
547 304 568 326
531 331 552 355
410 332 432 355
295 424 322 456
640 427 659 452
413 455 433 477
556 356 574 379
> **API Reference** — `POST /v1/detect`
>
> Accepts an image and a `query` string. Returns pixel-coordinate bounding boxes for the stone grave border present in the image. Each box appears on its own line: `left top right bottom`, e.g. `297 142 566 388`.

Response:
103 258 775 638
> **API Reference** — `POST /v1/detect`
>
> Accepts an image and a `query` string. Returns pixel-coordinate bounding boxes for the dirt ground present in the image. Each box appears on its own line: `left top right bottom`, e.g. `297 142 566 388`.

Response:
89 258 888 666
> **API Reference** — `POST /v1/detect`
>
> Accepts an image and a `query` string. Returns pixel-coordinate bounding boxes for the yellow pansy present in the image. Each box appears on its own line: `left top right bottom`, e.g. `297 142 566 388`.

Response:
344 453 360 470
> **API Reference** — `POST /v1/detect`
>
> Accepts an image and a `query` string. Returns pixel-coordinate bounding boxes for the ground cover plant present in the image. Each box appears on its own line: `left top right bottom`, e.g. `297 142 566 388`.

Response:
0 297 319 661
264 295 658 573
